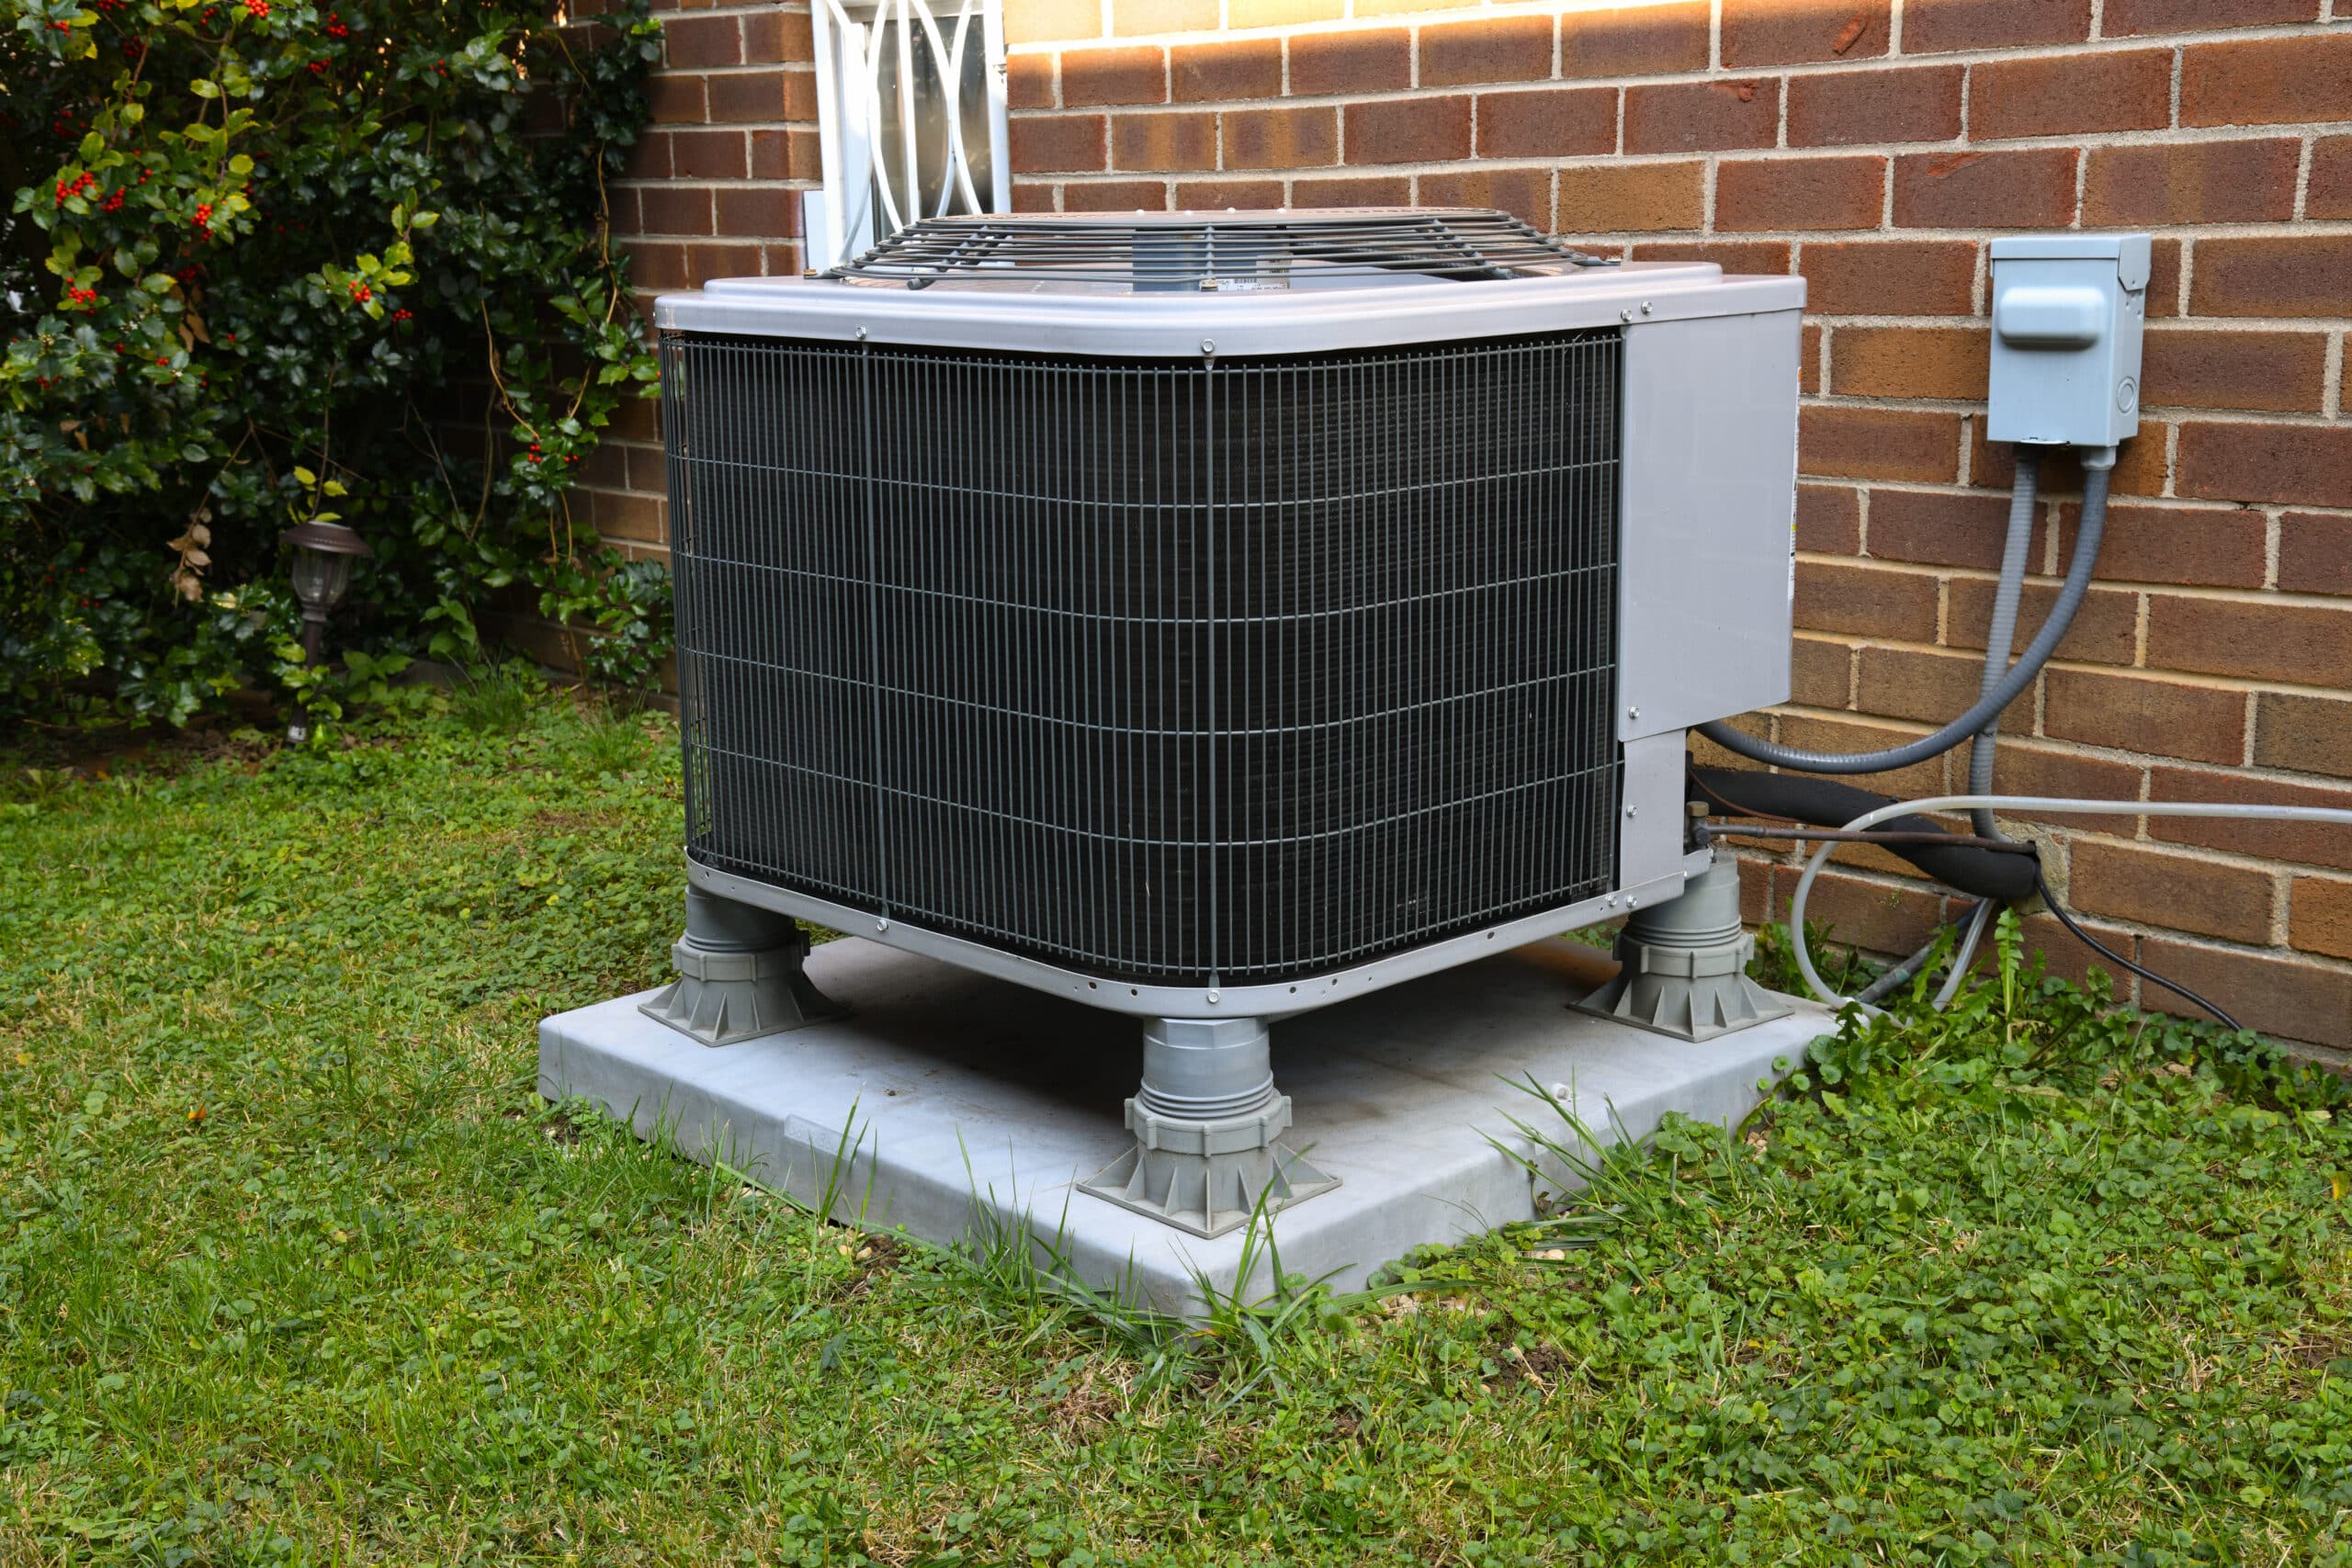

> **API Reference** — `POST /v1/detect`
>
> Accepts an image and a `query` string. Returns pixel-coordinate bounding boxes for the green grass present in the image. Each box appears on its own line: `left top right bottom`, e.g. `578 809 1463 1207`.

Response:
3 699 2350 1565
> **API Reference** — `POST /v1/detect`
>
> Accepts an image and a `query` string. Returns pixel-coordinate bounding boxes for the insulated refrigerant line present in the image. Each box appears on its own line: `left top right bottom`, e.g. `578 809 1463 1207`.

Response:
1787 794 2352 1014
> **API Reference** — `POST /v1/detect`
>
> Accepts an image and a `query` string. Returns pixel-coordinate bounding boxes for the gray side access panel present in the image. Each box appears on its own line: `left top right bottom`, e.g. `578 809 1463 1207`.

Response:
1616 309 1803 743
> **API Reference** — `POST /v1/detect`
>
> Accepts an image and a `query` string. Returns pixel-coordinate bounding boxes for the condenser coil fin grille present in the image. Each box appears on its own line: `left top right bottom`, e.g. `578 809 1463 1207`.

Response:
666 328 1624 987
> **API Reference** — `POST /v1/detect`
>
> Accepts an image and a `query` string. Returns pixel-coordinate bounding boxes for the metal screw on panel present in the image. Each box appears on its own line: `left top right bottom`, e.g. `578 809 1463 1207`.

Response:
1627 705 1640 720
1206 990 1221 1004
876 917 889 931
1619 309 1634 322
1626 806 1638 818
1201 339 1216 355
1641 300 1654 315
854 326 868 341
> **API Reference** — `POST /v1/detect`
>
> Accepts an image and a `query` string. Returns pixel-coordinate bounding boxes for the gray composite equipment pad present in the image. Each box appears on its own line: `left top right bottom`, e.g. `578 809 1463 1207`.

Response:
539 937 1828 1314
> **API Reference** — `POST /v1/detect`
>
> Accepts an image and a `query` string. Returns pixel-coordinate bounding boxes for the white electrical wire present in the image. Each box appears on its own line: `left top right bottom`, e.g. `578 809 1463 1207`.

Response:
1930 900 1994 1009
1789 794 2352 1010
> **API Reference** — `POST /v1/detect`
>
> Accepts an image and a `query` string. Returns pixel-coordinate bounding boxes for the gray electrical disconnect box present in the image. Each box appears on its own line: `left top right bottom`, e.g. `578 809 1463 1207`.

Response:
1987 233 2150 449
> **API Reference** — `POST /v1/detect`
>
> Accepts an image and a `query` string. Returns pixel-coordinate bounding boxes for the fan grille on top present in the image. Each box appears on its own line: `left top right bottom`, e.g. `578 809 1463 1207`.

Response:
818 209 1612 291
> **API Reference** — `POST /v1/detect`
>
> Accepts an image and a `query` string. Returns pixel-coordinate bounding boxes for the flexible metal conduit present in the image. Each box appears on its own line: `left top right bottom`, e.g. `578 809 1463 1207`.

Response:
1788 795 2352 1010
1968 453 2041 837
1857 452 2043 1007
1703 446 2085 1008
1698 452 2112 776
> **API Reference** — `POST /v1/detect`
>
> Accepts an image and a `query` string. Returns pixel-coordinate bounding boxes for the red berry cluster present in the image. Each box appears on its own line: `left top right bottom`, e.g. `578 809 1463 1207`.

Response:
244 0 268 17
193 202 215 239
526 442 544 464
53 172 96 208
325 12 348 37
391 307 413 322
309 61 325 74
102 187 126 212
65 285 98 307
347 280 372 303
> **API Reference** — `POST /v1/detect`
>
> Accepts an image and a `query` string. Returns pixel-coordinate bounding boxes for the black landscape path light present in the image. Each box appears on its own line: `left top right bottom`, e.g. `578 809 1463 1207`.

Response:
281 519 370 743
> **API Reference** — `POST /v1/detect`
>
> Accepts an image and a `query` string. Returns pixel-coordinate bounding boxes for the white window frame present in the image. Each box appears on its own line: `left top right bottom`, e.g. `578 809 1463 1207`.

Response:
806 0 1012 273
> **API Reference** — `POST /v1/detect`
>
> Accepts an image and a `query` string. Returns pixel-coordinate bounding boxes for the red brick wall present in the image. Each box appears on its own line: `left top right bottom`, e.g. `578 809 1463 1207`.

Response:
567 0 820 563
998 1 2352 1055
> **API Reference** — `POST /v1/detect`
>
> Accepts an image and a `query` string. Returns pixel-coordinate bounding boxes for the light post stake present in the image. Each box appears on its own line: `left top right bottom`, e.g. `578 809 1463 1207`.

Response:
282 520 371 743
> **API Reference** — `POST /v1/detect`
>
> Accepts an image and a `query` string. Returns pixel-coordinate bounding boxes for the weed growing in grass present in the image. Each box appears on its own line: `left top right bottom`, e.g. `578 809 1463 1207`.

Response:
1485 1079 1663 1229
450 660 544 734
573 711 658 780
2 711 2348 1564
930 1191 1185 1364
1750 911 1887 996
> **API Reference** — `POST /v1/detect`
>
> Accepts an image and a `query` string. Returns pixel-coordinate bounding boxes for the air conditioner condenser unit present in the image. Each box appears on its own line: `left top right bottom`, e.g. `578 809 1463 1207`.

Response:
643 209 1804 1235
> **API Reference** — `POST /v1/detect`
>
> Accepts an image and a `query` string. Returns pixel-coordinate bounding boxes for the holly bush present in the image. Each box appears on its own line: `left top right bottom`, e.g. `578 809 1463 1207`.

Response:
1 0 671 728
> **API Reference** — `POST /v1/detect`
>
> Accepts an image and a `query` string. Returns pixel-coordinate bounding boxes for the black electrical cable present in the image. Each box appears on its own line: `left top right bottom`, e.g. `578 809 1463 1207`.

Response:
2032 869 2243 1032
